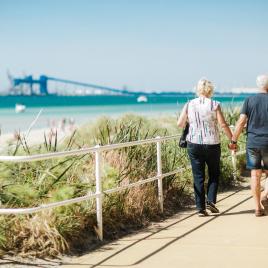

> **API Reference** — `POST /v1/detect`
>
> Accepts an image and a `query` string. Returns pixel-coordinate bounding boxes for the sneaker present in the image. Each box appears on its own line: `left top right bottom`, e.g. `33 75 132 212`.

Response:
198 209 209 217
206 201 220 213
261 196 268 209
255 209 265 217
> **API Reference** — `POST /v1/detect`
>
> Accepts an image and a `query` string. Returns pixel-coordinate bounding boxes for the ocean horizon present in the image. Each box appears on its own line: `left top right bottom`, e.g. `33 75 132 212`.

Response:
0 94 246 134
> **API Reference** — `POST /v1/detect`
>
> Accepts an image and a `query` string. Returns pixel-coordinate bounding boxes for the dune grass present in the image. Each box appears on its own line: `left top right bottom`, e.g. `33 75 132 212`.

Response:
0 110 246 257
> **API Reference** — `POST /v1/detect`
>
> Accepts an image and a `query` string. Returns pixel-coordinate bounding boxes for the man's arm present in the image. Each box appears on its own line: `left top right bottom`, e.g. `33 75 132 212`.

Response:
232 114 247 142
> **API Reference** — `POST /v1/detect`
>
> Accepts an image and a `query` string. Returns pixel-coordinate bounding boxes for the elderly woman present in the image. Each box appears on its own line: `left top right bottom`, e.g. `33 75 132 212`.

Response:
177 79 233 216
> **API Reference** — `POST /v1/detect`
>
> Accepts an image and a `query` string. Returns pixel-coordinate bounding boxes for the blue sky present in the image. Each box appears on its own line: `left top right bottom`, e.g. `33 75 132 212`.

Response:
0 0 268 92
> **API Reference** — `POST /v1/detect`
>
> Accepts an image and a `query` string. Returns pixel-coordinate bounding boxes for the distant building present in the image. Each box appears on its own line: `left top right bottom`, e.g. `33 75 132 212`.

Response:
229 88 259 94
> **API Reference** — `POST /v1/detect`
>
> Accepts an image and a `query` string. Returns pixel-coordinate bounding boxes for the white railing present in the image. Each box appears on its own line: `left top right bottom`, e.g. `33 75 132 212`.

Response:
0 135 245 240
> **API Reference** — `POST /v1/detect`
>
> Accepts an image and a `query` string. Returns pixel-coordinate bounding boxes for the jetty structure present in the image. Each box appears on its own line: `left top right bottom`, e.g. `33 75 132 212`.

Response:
0 73 252 108
1 73 192 107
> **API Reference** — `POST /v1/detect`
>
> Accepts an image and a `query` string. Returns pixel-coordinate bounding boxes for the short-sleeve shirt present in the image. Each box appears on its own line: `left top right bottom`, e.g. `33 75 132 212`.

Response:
186 97 220 145
240 93 268 149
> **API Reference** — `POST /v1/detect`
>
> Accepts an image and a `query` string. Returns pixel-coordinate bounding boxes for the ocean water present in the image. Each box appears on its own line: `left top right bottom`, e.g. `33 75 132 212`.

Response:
0 95 245 134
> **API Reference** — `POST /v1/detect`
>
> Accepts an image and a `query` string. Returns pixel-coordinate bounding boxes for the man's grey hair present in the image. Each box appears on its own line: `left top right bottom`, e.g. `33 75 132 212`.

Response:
256 74 268 91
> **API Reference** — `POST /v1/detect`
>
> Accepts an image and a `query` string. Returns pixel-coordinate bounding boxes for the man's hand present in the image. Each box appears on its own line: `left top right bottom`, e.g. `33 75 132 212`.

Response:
228 141 238 151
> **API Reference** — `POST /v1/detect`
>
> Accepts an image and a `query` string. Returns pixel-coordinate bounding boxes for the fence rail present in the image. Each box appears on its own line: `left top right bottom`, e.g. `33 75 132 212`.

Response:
0 135 245 240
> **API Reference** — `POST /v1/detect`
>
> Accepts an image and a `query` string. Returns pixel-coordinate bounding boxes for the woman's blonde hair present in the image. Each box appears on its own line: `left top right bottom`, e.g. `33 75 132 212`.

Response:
196 78 214 97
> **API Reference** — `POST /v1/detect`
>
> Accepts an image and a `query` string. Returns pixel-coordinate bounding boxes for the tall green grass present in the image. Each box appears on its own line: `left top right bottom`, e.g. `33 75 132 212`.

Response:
0 111 246 257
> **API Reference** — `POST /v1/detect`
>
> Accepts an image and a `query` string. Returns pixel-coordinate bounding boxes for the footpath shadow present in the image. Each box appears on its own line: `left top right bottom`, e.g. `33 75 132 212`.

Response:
0 257 62 268
220 209 255 216
60 185 252 267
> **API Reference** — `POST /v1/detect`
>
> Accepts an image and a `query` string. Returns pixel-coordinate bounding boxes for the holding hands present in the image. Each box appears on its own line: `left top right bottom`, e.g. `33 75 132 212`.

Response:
228 114 247 152
228 140 238 151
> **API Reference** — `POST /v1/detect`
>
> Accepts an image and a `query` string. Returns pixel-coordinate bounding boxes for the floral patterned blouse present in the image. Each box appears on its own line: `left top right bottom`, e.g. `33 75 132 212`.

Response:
186 97 220 145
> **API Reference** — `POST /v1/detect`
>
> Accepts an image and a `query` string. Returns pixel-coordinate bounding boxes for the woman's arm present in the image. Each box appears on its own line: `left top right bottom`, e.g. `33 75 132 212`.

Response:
216 105 232 140
177 104 188 128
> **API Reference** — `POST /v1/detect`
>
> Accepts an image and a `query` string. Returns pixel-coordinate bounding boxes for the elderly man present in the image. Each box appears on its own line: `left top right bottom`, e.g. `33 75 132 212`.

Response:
230 74 268 217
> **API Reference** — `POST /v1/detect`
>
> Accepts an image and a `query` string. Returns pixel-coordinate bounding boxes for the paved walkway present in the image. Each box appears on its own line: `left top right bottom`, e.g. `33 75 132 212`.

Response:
61 179 268 268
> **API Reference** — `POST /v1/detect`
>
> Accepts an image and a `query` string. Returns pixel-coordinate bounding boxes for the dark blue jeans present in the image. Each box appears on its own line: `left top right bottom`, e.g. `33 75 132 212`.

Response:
187 142 221 210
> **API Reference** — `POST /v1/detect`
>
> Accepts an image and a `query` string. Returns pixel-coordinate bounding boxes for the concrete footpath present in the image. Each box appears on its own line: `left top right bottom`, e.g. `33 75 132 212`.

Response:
61 180 268 268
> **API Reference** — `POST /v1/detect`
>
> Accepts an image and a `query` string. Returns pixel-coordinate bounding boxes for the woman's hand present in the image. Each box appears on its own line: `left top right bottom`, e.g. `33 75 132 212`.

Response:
228 141 238 151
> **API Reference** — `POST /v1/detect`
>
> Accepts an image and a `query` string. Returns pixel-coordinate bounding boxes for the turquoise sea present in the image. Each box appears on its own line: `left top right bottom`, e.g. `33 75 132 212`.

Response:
0 94 247 134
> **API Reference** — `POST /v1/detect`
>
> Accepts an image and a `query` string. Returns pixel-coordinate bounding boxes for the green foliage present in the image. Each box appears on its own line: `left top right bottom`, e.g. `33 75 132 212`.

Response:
48 185 75 202
1 184 39 206
223 105 241 126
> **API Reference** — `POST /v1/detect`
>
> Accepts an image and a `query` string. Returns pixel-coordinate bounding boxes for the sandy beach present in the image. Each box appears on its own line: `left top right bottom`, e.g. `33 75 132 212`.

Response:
0 127 75 153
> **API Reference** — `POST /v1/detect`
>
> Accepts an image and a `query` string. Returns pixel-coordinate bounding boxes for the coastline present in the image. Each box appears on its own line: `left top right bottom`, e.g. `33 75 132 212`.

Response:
0 127 75 152
0 112 177 151
0 98 244 134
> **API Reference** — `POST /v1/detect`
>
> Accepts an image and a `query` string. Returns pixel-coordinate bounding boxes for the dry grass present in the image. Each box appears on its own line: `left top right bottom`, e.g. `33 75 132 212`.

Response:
5 212 68 257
